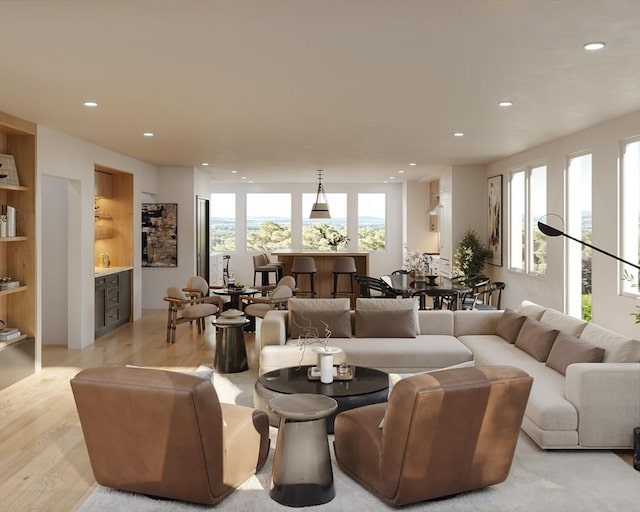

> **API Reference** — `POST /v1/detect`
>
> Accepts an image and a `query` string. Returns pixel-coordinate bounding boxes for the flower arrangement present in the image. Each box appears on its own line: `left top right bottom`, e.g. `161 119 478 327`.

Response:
292 313 332 365
404 246 427 272
317 224 350 250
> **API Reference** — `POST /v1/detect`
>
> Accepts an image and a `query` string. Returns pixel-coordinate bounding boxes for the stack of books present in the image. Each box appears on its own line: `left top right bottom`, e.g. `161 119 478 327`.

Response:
0 327 21 342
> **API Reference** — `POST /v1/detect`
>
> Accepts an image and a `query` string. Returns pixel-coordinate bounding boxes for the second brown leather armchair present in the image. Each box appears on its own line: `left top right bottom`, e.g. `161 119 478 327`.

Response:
71 366 270 505
334 366 532 507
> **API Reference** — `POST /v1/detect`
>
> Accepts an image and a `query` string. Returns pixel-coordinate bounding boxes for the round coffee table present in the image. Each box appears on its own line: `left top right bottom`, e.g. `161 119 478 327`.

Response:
254 365 388 433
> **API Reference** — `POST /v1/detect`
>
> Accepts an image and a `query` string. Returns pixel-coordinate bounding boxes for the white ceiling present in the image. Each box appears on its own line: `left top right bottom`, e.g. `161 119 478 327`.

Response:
1 0 639 183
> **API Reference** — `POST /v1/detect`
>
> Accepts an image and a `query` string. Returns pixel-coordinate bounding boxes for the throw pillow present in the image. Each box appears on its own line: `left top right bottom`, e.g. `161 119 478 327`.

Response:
379 360 476 428
290 309 352 339
495 308 527 343
546 332 605 375
514 317 559 362
356 297 420 334
288 298 350 334
355 308 417 338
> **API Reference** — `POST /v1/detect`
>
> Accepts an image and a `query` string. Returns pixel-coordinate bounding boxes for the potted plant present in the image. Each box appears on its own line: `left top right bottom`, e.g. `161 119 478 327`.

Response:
453 229 491 277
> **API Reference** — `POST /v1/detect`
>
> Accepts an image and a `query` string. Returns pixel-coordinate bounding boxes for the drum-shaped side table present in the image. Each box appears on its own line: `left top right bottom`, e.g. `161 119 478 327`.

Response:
268 394 338 507
212 317 249 373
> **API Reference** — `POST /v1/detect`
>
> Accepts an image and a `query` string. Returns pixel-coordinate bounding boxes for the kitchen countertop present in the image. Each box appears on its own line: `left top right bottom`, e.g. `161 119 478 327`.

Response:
94 266 133 277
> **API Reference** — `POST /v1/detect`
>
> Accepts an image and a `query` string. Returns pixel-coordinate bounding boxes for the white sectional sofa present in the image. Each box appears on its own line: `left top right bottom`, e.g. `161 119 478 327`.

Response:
259 298 640 449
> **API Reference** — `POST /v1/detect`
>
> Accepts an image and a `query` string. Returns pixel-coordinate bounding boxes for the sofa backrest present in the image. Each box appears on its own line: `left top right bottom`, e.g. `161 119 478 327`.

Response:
579 323 640 363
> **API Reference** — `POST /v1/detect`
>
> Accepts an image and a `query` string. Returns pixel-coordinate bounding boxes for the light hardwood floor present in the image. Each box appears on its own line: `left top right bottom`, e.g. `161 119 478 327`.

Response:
0 310 634 512
0 309 263 512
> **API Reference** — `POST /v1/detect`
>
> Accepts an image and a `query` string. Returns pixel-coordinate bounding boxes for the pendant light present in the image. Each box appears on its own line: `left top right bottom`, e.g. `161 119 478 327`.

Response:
310 169 331 219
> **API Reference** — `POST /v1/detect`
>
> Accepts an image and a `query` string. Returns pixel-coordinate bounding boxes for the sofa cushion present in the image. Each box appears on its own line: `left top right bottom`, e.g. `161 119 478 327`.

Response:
540 308 588 337
356 298 420 335
288 298 350 336
514 317 559 362
579 323 640 363
516 300 546 320
355 308 417 338
495 308 527 343
290 309 352 339
545 332 605 375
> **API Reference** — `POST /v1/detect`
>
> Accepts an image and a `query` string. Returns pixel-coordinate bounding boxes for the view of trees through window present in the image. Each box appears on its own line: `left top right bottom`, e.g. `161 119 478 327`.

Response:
210 193 236 251
302 193 348 250
621 138 640 296
358 193 386 250
246 193 291 250
567 154 592 321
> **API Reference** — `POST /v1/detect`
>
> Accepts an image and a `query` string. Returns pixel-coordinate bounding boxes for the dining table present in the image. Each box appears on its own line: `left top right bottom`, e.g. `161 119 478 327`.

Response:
384 274 472 310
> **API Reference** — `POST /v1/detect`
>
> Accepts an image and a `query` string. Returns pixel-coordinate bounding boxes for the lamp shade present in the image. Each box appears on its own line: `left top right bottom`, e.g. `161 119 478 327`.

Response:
310 170 331 219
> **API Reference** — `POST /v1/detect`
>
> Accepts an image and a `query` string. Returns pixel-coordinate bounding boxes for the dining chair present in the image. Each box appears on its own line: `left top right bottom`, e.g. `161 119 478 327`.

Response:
354 275 398 298
473 281 505 310
184 276 226 309
163 286 219 343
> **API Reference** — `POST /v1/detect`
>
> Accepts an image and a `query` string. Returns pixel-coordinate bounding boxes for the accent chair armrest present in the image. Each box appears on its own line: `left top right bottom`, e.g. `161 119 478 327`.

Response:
565 362 640 448
260 310 288 349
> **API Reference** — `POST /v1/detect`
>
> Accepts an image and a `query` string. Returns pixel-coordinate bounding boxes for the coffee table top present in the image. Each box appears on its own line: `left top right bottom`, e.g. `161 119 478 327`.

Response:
259 366 388 398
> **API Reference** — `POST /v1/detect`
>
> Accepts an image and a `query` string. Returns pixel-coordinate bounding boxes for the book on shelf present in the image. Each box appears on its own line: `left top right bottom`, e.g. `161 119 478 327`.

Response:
0 329 21 341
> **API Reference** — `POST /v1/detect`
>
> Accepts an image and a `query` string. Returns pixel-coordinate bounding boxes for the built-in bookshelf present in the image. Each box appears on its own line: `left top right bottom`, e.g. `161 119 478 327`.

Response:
0 111 37 390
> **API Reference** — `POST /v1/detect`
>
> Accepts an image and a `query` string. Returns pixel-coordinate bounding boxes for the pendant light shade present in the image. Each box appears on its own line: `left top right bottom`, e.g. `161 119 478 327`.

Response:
310 170 331 219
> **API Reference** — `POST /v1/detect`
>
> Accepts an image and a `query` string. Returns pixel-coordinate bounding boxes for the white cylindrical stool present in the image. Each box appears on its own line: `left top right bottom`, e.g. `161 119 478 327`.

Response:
268 394 338 507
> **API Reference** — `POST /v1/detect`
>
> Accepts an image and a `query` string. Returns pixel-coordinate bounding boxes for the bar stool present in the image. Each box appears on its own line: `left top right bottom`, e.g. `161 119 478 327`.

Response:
332 256 357 300
253 254 279 287
291 256 317 297
262 252 284 281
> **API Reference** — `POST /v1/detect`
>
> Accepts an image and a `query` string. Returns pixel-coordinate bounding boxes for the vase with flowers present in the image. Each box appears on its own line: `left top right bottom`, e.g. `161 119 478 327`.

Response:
317 224 350 251
404 246 428 281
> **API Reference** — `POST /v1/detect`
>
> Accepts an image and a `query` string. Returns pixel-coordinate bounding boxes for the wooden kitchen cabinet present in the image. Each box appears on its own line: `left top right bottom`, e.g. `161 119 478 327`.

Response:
95 270 131 338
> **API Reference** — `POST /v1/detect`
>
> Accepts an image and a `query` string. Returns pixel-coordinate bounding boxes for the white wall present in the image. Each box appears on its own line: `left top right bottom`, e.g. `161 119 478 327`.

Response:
486 111 640 338
41 175 69 345
141 167 201 309
37 126 158 350
405 180 433 254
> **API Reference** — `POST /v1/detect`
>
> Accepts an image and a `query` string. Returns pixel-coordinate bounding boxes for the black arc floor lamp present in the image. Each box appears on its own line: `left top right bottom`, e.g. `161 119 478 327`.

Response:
538 217 640 270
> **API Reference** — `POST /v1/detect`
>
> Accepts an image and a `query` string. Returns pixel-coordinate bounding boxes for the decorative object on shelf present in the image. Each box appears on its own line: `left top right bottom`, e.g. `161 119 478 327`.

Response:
487 174 503 266
1 205 16 237
453 229 490 277
0 276 20 290
310 169 331 219
141 203 178 267
0 154 20 186
100 253 111 268
317 224 349 251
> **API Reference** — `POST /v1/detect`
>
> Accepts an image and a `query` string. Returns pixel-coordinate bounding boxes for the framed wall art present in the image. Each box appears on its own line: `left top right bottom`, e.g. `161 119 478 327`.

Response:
487 175 502 267
142 203 178 267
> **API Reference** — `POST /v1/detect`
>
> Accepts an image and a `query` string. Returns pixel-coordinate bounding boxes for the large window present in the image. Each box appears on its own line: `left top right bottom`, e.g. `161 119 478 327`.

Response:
246 193 291 250
567 154 592 320
621 138 640 295
358 193 386 250
509 165 547 274
301 193 348 250
210 193 236 251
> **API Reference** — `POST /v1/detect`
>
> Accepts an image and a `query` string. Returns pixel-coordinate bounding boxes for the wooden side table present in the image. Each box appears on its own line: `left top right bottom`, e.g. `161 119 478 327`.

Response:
211 317 249 373
268 394 338 507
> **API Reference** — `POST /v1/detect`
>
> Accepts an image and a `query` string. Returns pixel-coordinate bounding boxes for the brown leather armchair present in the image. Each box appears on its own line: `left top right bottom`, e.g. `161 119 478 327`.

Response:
71 366 270 505
334 366 532 507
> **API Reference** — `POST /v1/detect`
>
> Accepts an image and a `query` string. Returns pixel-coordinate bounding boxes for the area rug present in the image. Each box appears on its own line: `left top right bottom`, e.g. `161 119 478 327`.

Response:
77 368 639 512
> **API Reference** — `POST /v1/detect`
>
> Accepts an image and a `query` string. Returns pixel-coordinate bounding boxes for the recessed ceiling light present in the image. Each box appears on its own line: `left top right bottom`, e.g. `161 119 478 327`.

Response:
453 132 464 137
143 132 154 137
241 176 247 180
409 162 417 166
498 101 513 107
202 162 209 166
389 176 395 180
383 180 388 184
584 42 605 51
398 170 405 174
231 170 238 174
83 101 98 107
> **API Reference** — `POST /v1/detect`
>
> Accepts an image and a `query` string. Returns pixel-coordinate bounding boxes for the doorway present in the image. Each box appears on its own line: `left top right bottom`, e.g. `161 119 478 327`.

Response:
196 196 210 280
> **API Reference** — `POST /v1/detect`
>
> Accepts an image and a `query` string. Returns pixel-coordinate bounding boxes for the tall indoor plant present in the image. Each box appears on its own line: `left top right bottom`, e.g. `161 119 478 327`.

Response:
453 229 491 277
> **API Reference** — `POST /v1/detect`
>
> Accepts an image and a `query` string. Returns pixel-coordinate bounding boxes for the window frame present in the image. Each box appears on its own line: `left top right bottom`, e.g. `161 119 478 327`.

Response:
620 136 640 297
